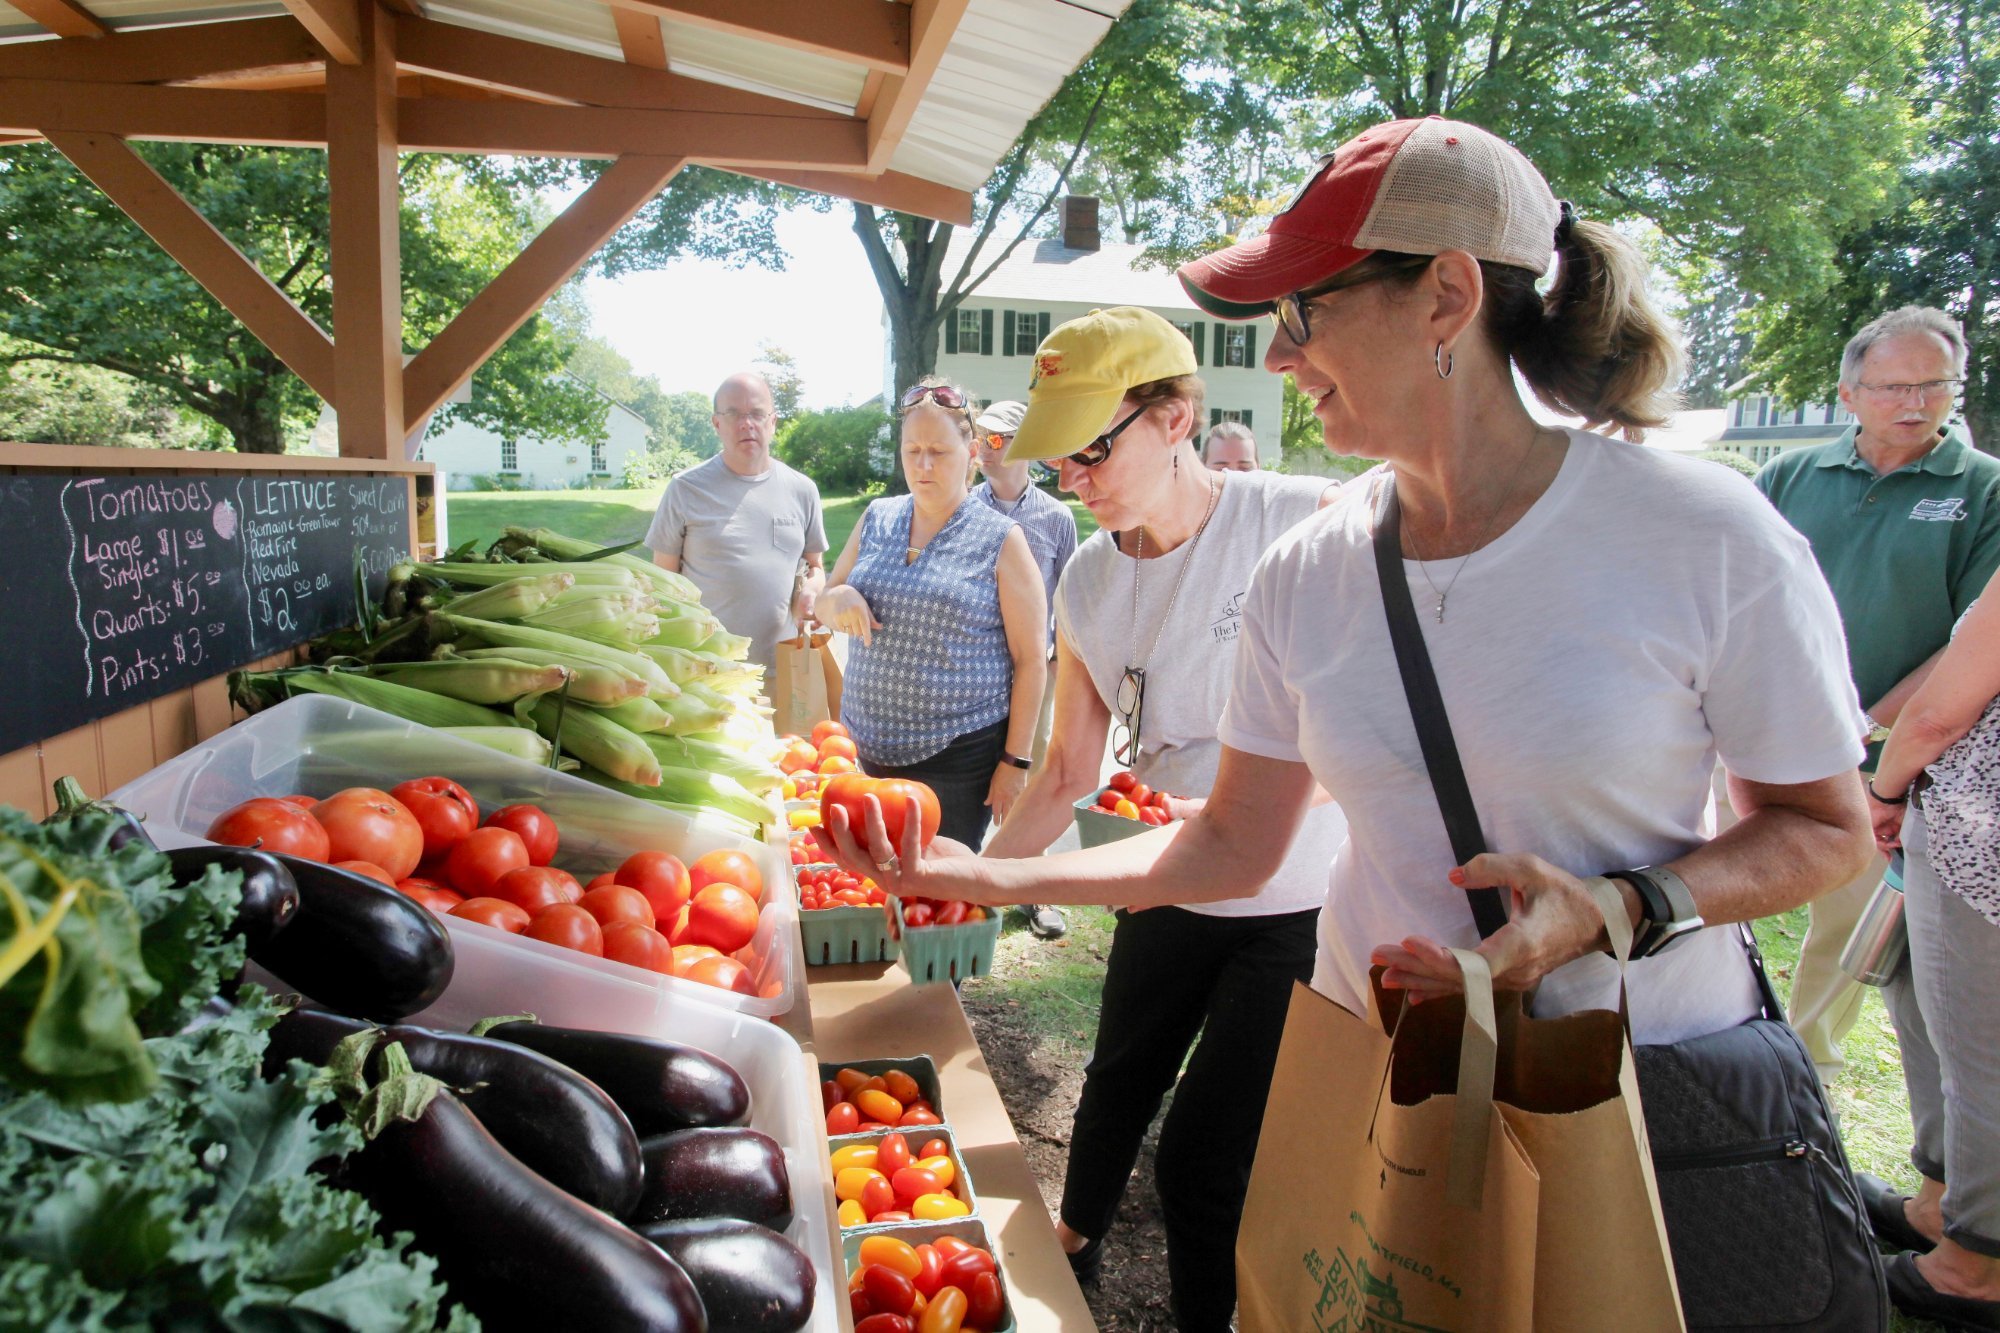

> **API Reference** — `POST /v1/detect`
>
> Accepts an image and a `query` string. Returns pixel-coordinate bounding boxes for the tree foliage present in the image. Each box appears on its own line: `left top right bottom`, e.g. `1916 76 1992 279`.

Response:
775 404 891 490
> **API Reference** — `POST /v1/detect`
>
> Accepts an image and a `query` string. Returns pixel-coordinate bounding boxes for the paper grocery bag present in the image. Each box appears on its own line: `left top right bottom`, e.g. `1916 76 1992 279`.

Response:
1240 962 1540 1333
772 629 841 738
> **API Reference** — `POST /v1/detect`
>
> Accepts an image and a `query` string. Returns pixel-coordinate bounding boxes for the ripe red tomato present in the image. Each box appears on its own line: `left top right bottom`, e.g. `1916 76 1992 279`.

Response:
811 719 850 746
388 776 479 859
681 953 753 993
876 1133 912 1176
484 804 558 866
861 1266 918 1317
683 883 760 953
688 849 763 898
859 1174 897 1219
911 1243 944 1298
207 798 330 861
855 1316 913 1333
819 773 872 837
450 896 530 933
1097 788 1124 811
524 902 602 955
872 779 940 852
1107 770 1138 793
278 794 318 809
827 1101 860 1135
934 900 969 925
890 1167 942 1204
446 826 530 897
882 1070 922 1103
817 734 859 763
615 851 692 920
964 1270 1005 1329
585 871 618 892
314 788 425 880
491 865 583 915
396 878 463 914
333 859 396 886
1128 783 1152 806
918 1138 949 1160
578 884 656 930
821 1080 844 1112
601 921 675 973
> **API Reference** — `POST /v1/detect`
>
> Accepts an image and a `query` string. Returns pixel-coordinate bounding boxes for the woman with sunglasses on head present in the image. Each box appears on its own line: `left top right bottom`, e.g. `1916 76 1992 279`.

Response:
815 377 1048 847
974 305 1347 1328
815 119 1876 1321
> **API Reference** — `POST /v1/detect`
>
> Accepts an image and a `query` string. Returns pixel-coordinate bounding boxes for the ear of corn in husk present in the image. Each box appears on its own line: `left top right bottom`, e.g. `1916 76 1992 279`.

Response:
369 657 570 705
502 527 702 604
529 696 661 786
452 647 652 704
440 573 574 620
577 764 778 831
694 630 752 661
437 727 558 765
425 561 639 591
232 668 523 730
642 734 784 795
518 598 661 646
581 696 673 734
443 614 674 694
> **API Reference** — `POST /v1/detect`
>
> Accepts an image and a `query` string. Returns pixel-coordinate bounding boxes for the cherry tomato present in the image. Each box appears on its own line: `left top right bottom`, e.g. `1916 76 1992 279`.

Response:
491 865 584 914
483 804 558 865
333 859 396 885
314 787 425 880
1114 798 1140 820
913 1193 969 1220
615 851 692 920
1139 806 1168 825
915 1154 955 1188
859 1174 897 1220
830 1144 879 1173
930 1236 976 1260
838 1198 868 1229
934 901 969 926
578 884 656 930
834 1067 871 1093
858 1236 923 1278
862 1265 918 1317
891 1166 942 1204
688 848 763 897
937 1249 996 1291
882 1071 922 1104
600 921 674 973
876 1132 912 1176
822 1080 845 1112
835 1166 886 1203
917 1286 966 1333
827 1102 860 1135
446 826 530 897
872 1209 912 1224
1128 782 1152 806
206 797 330 861
873 778 941 851
396 879 463 914
390 777 479 859
855 1316 913 1333
855 1089 904 1125
523 902 602 955
902 902 935 929
1096 788 1125 811
1106 770 1138 793
450 896 530 933
911 1244 945 1298
898 1106 942 1128
919 1138 949 1160
964 1271 1005 1331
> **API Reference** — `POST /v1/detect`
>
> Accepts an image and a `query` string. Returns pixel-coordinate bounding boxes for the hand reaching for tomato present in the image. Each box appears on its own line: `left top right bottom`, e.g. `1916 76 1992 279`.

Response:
810 798 1000 907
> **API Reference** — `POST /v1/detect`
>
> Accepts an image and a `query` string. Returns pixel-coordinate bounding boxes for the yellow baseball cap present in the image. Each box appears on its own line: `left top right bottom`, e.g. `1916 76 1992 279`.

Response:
1005 307 1199 462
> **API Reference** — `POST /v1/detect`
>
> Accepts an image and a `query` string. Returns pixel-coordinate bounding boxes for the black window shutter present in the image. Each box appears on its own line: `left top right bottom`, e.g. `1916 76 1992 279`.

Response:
1245 324 1258 367
1211 323 1225 366
1037 312 1050 344
981 308 993 355
1210 408 1221 426
1242 409 1252 429
1003 310 1016 356
946 315 959 356
1191 322 1204 366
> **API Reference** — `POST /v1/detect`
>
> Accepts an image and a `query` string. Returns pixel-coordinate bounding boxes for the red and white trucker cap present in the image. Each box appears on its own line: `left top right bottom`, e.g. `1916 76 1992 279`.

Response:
1176 117 1561 319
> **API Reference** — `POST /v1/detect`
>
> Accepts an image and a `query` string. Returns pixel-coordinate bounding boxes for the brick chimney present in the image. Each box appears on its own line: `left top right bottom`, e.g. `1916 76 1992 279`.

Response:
1061 195 1100 252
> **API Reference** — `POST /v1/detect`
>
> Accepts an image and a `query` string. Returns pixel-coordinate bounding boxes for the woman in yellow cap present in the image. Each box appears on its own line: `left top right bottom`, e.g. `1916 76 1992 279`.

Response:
977 306 1344 1325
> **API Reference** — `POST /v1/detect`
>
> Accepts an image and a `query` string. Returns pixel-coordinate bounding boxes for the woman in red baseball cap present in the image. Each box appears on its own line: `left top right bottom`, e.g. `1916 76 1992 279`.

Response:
815 117 1875 1320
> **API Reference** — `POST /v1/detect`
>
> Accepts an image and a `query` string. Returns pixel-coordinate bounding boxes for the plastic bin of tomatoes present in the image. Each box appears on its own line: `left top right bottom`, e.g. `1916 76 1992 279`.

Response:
1072 770 1181 849
797 864 899 966
844 1222 1014 1333
818 1059 945 1137
829 1126 976 1230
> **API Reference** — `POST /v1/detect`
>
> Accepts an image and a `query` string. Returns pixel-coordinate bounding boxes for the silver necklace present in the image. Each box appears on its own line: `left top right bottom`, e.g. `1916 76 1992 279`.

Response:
1402 435 1541 623
1127 474 1222 672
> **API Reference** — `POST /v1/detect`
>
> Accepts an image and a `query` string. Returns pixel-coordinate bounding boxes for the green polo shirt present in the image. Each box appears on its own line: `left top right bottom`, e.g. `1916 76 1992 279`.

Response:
1756 424 2000 763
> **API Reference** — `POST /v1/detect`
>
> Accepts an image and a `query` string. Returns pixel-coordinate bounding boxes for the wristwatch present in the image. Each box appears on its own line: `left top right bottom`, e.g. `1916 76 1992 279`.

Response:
999 752 1032 771
1606 865 1705 960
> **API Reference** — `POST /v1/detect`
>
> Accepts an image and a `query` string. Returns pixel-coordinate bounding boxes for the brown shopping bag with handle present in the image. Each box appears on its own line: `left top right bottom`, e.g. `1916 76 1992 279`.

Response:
1239 881 1684 1332
771 627 841 738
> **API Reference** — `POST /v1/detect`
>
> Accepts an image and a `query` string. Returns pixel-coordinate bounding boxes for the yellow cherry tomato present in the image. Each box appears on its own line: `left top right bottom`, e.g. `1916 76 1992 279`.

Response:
829 1144 880 1173
857 1235 924 1279
855 1089 905 1124
918 1286 967 1333
789 808 822 829
781 776 798 800
837 1198 867 1228
913 1192 971 1220
834 1166 886 1202
915 1154 956 1189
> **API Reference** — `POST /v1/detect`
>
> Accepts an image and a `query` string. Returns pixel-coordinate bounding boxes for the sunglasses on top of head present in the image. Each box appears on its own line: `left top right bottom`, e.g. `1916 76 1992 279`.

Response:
900 383 969 412
1064 405 1148 468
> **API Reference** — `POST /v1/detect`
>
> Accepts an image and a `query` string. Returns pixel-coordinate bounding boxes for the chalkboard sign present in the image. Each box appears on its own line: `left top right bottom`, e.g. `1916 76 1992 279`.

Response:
0 471 410 753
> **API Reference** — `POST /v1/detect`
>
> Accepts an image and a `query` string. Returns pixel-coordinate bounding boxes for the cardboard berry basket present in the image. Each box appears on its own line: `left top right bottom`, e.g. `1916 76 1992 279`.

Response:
828 1124 979 1232
817 1055 946 1123
1073 784 1173 848
890 896 1002 985
110 694 804 1020
796 864 900 966
843 1217 1017 1333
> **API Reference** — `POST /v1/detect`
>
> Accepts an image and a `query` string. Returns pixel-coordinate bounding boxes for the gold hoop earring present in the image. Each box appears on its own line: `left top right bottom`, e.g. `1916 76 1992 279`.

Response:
1434 342 1455 379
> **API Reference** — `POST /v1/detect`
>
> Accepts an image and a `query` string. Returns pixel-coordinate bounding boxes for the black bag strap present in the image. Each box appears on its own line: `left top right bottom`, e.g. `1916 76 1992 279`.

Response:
1371 476 1510 939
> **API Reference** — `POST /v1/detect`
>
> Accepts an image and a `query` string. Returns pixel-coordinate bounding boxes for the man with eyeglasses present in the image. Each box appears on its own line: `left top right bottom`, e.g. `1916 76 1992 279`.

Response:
645 370 827 677
1755 305 2000 1086
972 399 1080 938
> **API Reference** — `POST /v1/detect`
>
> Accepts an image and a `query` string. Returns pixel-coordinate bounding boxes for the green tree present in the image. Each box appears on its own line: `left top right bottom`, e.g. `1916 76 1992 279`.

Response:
653 389 722 459
756 342 806 420
0 145 603 453
775 404 891 489
0 341 213 448
1678 267 1758 409
1749 0 2000 447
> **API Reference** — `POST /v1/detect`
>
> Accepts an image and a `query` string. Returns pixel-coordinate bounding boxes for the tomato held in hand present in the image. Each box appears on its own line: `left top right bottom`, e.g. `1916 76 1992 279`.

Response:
873 778 940 852
484 804 558 865
820 772 873 836
491 865 583 914
601 921 675 973
207 797 331 861
389 777 479 859
615 851 691 920
450 896 530 933
446 826 530 897
314 787 425 880
524 902 602 956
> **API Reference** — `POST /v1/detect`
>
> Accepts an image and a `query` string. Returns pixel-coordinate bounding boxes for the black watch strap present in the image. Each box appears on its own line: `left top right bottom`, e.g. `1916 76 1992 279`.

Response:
1000 751 1032 770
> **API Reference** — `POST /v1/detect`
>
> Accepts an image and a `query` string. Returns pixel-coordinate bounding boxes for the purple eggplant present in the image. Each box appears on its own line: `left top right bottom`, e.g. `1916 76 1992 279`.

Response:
639 1217 815 1333
164 845 299 948
478 1020 749 1136
634 1127 792 1231
251 854 452 1020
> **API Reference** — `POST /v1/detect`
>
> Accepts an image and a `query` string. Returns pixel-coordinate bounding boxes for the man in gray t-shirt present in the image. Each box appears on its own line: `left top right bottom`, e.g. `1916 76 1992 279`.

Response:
645 371 827 676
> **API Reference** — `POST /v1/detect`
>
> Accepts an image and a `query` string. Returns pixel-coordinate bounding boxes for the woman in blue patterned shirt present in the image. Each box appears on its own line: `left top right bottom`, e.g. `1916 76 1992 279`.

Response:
816 378 1049 846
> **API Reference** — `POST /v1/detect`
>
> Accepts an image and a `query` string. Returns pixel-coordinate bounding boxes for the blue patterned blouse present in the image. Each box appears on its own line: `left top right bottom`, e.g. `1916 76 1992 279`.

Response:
841 494 1017 766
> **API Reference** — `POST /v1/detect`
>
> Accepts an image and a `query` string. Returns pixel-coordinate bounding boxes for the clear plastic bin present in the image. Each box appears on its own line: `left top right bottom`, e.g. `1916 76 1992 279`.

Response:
109 695 803 1020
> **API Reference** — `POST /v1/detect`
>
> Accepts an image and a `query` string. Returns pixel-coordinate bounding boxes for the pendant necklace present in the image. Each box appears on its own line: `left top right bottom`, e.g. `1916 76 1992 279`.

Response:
1403 433 1542 623
1125 474 1222 679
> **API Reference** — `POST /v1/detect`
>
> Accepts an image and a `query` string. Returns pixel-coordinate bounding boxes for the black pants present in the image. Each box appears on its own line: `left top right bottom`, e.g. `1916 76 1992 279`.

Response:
1060 904 1318 1332
862 718 1006 849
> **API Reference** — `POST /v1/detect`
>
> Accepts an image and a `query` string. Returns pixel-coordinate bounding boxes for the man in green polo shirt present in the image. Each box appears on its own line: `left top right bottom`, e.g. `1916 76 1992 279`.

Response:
1756 304 2000 1083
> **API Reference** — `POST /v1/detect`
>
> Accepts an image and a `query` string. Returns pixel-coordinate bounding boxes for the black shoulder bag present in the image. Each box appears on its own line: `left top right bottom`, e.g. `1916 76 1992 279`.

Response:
1370 477 1886 1332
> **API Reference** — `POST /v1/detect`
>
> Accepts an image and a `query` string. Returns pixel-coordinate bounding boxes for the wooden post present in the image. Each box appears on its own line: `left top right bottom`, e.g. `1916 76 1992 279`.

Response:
325 2 402 460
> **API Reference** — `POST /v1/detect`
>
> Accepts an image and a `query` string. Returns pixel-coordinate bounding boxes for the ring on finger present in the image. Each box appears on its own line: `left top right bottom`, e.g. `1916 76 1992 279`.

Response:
876 854 901 874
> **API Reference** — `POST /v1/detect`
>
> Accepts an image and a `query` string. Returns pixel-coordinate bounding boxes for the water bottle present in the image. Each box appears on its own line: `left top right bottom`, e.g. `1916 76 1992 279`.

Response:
1839 851 1907 986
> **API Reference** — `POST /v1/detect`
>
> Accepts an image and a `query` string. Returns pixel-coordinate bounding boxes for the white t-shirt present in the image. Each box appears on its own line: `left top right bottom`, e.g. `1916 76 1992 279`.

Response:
1057 470 1346 918
1218 433 1866 1045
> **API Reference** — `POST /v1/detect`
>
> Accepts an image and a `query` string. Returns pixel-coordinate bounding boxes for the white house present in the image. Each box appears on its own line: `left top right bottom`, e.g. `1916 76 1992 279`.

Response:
1708 392 1856 468
912 204 1285 463
417 384 651 491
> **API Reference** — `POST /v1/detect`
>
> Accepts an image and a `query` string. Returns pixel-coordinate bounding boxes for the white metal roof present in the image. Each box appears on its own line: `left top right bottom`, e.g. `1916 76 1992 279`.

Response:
950 236 1197 311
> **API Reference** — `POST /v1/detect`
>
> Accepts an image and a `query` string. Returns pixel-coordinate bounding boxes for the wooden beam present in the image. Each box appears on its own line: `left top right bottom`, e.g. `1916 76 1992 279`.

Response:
854 70 887 120
395 16 847 119
325 1 401 459
285 0 364 65
604 0 908 74
715 163 972 226
403 154 683 438
612 8 668 70
0 17 321 83
9 0 105 39
865 0 969 173
45 130 338 402
0 80 328 146
398 99 866 166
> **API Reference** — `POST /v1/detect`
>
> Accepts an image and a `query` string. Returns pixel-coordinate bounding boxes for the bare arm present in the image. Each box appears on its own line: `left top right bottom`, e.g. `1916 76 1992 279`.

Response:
653 550 682 573
1875 586 2000 794
988 528 1050 820
816 519 880 644
1866 645 1946 728
793 549 826 624
984 629 1113 857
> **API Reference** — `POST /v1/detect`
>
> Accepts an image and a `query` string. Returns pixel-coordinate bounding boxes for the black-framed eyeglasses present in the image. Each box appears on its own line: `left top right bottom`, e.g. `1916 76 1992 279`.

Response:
1271 255 1435 345
901 383 969 412
1065 406 1148 468
1112 666 1146 766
